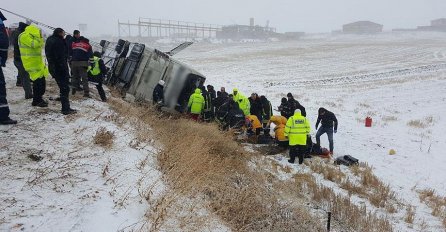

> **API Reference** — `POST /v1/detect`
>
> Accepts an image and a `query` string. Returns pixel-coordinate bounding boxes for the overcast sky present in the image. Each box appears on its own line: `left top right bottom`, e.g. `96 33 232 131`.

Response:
2 0 446 36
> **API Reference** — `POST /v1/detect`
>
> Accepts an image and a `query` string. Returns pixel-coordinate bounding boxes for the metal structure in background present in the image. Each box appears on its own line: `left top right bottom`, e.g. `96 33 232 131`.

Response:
118 18 222 39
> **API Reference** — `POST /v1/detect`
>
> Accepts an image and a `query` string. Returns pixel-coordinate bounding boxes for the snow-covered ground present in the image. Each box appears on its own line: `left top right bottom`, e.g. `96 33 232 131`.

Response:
176 32 446 231
1 32 446 231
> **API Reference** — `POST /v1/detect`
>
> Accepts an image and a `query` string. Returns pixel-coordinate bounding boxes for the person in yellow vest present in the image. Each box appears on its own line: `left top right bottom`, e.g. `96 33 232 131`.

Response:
284 109 310 164
87 51 107 102
267 115 289 148
232 88 250 116
245 115 262 135
18 24 49 107
187 88 205 121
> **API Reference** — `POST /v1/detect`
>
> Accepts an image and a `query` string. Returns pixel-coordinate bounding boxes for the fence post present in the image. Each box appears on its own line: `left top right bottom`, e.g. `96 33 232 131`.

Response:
327 211 332 231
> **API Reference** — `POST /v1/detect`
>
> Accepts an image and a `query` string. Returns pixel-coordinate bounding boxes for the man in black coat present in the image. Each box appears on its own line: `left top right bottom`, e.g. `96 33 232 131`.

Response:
260 95 273 134
315 107 338 154
287 93 306 117
278 97 293 119
0 11 17 125
11 22 33 99
45 28 76 115
249 93 263 122
215 87 228 109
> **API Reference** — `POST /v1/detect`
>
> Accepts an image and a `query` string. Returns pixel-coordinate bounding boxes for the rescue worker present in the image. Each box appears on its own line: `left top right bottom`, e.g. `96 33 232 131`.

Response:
12 22 33 99
0 11 17 125
71 36 93 97
205 85 216 120
152 79 164 106
215 87 228 109
226 101 245 130
287 93 306 117
249 93 263 122
232 88 250 116
67 30 80 57
284 109 311 164
18 24 49 107
267 115 288 148
245 115 262 136
187 88 205 121
260 95 273 134
315 107 338 155
278 97 293 119
87 51 107 102
45 28 77 115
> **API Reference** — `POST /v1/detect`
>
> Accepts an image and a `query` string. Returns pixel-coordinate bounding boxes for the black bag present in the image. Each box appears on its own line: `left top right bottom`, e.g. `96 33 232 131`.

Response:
334 155 359 166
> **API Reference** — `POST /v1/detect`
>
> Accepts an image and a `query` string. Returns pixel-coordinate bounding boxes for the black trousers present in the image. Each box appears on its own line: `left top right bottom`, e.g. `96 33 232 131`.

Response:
32 78 46 104
289 145 307 164
96 82 106 101
53 73 71 112
0 67 10 121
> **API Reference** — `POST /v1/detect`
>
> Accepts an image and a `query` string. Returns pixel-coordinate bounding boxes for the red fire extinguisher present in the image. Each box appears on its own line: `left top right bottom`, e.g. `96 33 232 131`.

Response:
365 117 372 127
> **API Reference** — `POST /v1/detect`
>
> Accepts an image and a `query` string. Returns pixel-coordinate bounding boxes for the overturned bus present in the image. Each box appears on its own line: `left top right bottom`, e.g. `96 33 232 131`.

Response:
101 40 206 113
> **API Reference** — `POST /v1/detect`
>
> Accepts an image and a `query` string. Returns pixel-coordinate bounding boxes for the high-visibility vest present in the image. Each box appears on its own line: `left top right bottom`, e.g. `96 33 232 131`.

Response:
18 25 48 81
88 56 101 76
284 112 310 146
188 89 205 114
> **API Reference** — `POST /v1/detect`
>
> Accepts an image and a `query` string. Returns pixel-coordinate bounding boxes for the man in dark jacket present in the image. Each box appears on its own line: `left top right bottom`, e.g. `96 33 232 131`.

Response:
215 87 228 109
249 93 263 122
152 79 164 106
11 22 33 99
0 12 17 125
278 97 293 119
226 100 245 130
71 36 93 97
260 95 273 134
287 93 306 117
315 107 338 154
45 28 76 115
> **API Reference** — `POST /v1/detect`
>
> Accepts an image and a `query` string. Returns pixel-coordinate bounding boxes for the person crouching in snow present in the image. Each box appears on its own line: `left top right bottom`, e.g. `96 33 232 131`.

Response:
267 115 289 148
87 51 107 102
284 109 311 164
187 88 205 121
245 115 262 136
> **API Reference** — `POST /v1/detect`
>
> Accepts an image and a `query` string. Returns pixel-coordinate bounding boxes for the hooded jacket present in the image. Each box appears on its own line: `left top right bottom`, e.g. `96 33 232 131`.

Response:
269 115 288 142
188 88 205 114
18 25 49 80
232 89 250 116
0 17 8 66
285 112 310 146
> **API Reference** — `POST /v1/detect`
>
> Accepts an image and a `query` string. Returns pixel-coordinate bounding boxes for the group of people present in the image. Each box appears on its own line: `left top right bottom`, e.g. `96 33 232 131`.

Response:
1 11 108 125
182 84 339 164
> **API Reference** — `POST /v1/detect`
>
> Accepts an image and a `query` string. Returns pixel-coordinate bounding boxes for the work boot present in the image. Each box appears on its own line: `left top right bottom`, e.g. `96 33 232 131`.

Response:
0 117 18 125
288 159 294 164
25 94 34 100
32 100 48 107
72 88 76 95
62 108 77 115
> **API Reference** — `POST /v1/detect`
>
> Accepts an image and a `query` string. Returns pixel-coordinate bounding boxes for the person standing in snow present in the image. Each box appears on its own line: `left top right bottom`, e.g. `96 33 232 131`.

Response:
0 11 17 125
285 109 310 164
87 51 107 102
71 36 93 97
45 28 77 115
260 95 273 134
188 88 205 121
286 93 306 117
278 97 293 119
11 22 33 99
248 93 263 123
315 107 338 155
18 24 49 107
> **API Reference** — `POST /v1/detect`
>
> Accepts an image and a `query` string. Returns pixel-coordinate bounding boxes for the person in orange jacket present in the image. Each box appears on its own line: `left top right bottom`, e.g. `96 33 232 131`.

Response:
267 115 288 148
245 115 262 135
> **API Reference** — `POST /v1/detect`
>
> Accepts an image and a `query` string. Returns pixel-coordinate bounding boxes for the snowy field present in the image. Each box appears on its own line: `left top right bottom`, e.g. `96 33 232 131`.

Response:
176 32 446 231
1 32 446 231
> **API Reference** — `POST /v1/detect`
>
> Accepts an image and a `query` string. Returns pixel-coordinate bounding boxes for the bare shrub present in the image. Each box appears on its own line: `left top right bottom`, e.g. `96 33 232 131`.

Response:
382 116 398 122
405 205 415 224
359 103 371 108
93 127 115 148
407 120 426 128
418 188 446 227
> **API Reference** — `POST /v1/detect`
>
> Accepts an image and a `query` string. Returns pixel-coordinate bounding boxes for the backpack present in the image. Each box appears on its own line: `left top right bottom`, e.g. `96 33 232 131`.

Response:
334 155 359 166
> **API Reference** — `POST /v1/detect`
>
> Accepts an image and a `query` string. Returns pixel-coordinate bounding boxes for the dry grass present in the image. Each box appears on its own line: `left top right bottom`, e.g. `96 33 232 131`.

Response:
407 120 427 128
93 127 115 148
418 188 446 228
109 98 324 231
405 205 415 224
382 116 398 122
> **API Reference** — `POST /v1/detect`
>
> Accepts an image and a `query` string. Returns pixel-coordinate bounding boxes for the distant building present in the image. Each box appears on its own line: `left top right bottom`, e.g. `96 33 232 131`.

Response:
431 18 446 27
342 21 383 34
216 18 278 40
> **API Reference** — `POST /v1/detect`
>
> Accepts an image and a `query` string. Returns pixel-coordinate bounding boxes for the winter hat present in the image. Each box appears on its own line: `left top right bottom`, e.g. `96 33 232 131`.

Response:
287 93 293 98
294 108 301 114
158 80 165 86
53 28 65 36
281 97 287 103
93 51 102 57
